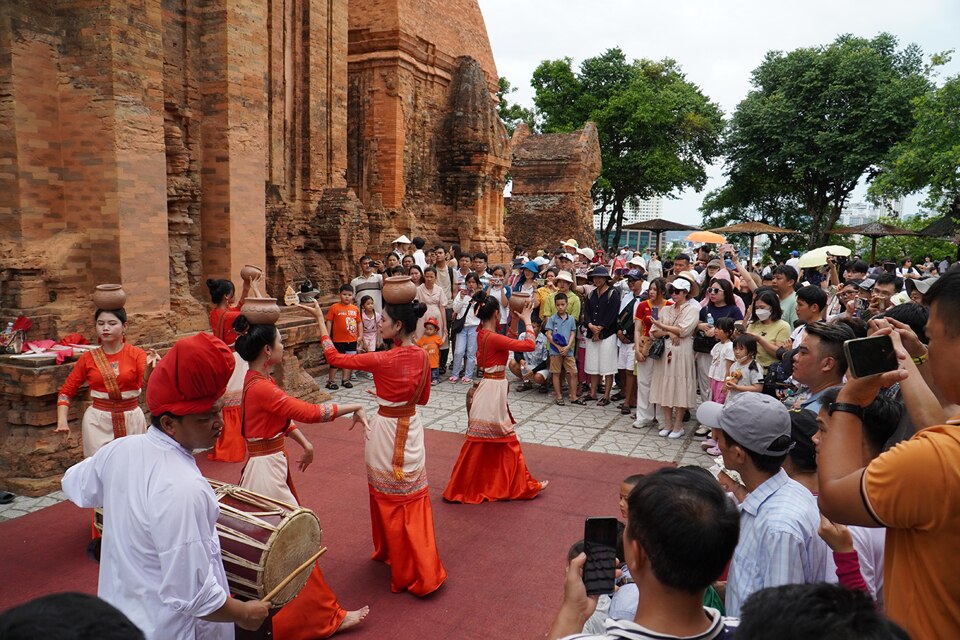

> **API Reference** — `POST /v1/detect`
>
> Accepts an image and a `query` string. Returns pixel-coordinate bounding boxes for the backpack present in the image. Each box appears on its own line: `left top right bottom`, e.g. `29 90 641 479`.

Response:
617 299 636 343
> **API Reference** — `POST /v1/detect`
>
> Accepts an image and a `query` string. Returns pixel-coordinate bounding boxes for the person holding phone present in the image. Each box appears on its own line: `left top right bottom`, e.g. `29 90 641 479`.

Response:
443 292 548 503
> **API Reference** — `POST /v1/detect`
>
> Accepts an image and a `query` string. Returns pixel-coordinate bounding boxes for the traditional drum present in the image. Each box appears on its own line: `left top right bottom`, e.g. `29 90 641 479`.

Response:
94 481 322 606
209 480 323 606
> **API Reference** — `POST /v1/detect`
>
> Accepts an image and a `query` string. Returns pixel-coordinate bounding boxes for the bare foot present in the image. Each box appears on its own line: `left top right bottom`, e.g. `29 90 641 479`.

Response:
539 480 550 491
338 606 370 632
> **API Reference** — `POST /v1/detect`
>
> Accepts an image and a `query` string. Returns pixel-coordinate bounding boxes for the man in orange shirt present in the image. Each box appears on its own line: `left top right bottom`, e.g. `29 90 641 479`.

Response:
819 267 960 640
325 284 361 390
417 317 443 385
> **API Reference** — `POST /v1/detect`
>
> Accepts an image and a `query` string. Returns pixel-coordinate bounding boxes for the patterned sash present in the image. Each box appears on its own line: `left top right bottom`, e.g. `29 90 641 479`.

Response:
391 348 431 481
90 347 128 438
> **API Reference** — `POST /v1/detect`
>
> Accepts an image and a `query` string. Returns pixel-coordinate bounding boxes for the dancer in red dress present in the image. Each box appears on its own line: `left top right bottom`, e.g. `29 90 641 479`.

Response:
443 292 549 503
205 277 252 462
302 298 447 597
232 315 369 638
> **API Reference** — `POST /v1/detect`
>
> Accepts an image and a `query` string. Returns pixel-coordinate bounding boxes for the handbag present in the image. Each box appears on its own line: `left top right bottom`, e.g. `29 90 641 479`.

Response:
450 310 466 336
693 332 717 354
646 336 666 360
617 301 636 343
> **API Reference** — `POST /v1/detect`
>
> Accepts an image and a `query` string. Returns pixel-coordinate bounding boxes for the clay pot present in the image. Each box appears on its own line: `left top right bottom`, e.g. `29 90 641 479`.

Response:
92 284 126 311
382 276 417 305
508 291 532 313
240 297 281 325
240 264 263 282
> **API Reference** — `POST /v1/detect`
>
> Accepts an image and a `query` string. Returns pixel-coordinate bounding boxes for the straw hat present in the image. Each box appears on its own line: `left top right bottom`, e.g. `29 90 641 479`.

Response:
673 270 700 298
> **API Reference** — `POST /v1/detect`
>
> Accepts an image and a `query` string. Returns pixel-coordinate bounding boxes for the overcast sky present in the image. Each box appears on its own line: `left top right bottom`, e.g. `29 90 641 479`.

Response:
478 0 960 225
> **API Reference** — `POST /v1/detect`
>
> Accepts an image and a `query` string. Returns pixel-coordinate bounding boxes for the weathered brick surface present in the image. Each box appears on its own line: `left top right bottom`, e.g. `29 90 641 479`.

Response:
504 123 602 252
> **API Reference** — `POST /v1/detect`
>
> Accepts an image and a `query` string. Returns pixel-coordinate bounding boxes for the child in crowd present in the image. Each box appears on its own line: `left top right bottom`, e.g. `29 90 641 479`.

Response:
358 295 381 353
325 284 361 390
702 334 764 456
545 293 578 405
707 317 736 404
417 317 444 385
488 265 511 334
515 319 549 392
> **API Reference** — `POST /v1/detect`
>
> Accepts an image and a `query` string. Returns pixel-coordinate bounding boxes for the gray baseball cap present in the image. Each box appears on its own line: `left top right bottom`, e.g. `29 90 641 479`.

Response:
696 393 794 456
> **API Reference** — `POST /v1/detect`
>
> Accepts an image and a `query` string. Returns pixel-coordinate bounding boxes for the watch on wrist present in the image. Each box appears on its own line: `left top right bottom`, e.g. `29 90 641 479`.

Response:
828 402 864 420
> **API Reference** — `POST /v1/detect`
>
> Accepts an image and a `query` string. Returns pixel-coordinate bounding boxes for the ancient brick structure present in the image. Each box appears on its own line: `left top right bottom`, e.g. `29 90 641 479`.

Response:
347 0 511 262
504 123 602 253
0 0 509 493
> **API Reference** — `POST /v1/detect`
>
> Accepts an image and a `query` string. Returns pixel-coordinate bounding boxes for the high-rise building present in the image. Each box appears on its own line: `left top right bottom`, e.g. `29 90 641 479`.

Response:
593 196 663 228
840 198 904 227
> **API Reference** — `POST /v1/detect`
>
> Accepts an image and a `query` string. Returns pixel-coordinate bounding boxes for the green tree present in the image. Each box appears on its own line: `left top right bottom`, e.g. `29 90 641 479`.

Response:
496 77 536 136
713 34 930 249
869 72 960 230
532 48 724 250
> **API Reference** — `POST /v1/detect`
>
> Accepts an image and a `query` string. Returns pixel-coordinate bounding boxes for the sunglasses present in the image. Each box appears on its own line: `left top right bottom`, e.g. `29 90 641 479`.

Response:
667 287 684 295
707 287 723 294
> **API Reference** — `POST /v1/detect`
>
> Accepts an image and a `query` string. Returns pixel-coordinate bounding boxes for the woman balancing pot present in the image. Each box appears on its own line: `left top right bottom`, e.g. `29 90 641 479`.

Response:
205 275 254 462
301 296 448 597
56 285 159 457
232 313 369 637
442 291 548 504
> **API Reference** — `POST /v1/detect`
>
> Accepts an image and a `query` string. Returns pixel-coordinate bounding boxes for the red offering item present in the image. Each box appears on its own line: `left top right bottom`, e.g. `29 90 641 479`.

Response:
59 333 89 346
11 316 32 332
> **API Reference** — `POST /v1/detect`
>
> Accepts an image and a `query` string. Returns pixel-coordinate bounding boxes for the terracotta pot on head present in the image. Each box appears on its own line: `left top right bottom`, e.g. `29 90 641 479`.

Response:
382 276 417 305
93 284 126 311
508 291 532 313
240 264 264 297
241 297 281 325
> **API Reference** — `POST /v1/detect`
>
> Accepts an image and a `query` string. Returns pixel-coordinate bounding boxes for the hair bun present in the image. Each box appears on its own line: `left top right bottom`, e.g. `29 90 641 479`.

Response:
412 300 428 319
232 314 251 335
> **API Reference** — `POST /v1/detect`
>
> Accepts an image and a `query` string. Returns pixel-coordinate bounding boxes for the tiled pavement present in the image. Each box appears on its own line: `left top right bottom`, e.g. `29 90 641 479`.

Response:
0 375 711 521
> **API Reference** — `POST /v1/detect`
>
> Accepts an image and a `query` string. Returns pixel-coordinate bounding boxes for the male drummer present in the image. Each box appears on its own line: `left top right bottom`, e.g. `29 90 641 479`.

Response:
62 333 270 639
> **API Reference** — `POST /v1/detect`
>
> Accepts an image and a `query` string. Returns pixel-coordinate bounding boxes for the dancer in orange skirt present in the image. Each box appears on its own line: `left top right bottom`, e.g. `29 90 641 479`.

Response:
206 277 252 462
443 292 549 503
232 315 369 638
302 298 447 597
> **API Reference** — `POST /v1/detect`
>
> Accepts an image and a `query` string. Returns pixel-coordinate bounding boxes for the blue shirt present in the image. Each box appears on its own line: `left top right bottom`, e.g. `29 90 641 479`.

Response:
544 313 577 355
725 468 827 617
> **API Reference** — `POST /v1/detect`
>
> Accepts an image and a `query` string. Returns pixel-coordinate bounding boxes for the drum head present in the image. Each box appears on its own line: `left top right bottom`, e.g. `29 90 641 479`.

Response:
261 509 323 605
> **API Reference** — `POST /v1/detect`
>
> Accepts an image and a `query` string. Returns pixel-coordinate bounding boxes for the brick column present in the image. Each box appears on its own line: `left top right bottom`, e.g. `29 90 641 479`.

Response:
200 0 268 283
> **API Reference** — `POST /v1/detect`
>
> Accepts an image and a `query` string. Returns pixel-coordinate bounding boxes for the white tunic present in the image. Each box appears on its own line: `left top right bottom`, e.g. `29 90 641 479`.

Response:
62 427 233 640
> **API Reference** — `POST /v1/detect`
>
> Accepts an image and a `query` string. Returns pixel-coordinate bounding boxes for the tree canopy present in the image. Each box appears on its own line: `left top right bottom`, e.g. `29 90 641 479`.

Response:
496 77 536 137
531 48 724 249
703 33 931 249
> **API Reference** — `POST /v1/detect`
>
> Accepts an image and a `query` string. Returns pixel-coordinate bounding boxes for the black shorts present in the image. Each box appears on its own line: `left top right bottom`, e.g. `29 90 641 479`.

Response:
333 341 357 354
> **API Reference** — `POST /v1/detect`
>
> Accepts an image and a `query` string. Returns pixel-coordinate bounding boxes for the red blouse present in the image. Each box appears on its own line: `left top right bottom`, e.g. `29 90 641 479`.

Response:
322 339 430 406
634 299 673 337
210 306 241 346
241 370 337 439
476 328 534 369
58 344 146 404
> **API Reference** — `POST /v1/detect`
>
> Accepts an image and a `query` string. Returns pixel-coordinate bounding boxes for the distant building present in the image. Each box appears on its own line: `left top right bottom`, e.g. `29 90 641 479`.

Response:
840 199 904 226
593 196 663 228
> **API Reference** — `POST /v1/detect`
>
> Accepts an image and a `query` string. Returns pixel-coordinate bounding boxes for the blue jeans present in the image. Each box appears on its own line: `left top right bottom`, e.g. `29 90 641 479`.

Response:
452 325 478 378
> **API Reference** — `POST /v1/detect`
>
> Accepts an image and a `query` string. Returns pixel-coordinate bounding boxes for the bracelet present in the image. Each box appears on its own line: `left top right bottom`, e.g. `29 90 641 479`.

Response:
912 353 927 366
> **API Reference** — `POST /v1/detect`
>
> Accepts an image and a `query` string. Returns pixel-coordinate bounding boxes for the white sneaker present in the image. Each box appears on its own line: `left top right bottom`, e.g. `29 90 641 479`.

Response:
658 428 671 437
668 429 684 439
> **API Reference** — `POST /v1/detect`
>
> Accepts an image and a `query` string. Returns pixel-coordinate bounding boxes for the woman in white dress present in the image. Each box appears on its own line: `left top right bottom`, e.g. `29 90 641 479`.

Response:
648 271 700 439
415 267 449 345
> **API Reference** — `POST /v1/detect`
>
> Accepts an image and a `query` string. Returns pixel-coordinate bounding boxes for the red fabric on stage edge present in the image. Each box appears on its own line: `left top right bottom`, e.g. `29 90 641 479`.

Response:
368 485 447 597
442 434 542 504
207 406 246 462
272 564 347 639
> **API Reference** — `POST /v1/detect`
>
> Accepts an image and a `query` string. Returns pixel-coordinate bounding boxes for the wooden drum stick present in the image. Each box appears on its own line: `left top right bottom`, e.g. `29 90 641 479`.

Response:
261 547 327 604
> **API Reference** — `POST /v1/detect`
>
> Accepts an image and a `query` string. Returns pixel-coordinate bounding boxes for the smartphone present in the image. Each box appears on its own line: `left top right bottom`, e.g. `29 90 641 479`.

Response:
582 517 619 596
844 335 898 378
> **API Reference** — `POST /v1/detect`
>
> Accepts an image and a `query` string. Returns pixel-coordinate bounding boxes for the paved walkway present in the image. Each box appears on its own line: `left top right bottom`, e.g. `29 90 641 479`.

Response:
0 376 712 521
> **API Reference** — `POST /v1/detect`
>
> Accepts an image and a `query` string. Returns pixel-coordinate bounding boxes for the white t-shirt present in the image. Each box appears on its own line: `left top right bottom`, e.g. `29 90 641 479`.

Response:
726 358 764 401
709 341 735 381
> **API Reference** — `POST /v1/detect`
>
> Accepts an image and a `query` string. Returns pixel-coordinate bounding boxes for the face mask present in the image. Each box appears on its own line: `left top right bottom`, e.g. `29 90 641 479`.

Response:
755 308 772 321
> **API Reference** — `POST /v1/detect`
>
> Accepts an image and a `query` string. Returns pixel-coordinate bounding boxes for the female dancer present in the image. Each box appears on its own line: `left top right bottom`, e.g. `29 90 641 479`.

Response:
443 293 548 503
205 277 252 461
56 307 158 456
303 298 447 597
233 316 369 638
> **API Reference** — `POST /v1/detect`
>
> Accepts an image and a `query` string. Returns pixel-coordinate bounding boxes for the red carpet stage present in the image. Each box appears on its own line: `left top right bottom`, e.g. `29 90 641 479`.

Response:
0 420 668 639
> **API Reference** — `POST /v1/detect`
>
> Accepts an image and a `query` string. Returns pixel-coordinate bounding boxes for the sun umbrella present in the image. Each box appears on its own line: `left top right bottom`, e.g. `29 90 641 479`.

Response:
622 218 699 252
798 245 852 268
827 222 917 264
686 231 726 244
707 222 800 268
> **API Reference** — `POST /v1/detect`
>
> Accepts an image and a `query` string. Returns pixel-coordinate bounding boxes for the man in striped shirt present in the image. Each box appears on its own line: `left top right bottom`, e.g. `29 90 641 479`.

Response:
697 393 827 617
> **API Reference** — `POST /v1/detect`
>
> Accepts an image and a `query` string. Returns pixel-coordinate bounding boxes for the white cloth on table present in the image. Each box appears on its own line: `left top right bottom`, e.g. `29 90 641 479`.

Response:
62 427 232 640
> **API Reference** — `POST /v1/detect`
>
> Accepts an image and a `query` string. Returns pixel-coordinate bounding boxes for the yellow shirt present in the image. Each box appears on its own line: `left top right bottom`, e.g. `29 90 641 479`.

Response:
539 289 581 322
746 320 791 368
863 423 960 640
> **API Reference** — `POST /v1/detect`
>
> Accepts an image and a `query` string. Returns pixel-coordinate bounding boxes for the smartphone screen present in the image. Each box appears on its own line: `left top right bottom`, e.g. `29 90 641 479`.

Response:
843 335 898 378
582 517 619 596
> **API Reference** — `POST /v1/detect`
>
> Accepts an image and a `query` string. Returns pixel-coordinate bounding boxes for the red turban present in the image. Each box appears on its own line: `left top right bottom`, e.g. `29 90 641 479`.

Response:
147 332 235 416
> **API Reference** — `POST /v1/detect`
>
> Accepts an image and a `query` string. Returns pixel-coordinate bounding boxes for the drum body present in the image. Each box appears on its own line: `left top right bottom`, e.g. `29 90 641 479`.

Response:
209 480 323 605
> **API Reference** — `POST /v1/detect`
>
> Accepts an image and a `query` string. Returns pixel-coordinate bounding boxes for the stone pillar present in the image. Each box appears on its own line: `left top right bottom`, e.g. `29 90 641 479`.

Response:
199 0 268 282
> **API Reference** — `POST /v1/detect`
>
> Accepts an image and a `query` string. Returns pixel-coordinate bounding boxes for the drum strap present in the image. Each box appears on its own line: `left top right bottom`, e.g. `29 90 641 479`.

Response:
91 347 127 439
391 349 430 481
